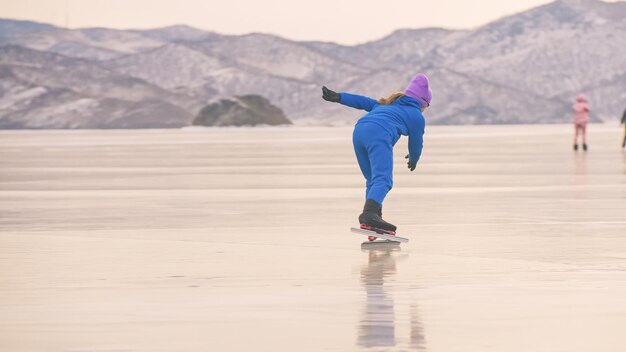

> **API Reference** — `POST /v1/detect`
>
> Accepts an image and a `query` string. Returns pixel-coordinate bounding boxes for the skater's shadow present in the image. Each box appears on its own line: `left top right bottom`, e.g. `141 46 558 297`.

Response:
357 244 426 350
573 151 588 199
573 151 588 176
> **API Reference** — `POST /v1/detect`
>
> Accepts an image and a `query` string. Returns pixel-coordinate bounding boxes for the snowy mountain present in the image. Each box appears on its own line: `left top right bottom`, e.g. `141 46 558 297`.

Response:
436 0 626 123
1 0 624 128
0 46 195 128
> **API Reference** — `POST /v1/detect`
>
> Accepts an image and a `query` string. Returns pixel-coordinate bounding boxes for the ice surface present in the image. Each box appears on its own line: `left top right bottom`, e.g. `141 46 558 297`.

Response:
0 124 625 351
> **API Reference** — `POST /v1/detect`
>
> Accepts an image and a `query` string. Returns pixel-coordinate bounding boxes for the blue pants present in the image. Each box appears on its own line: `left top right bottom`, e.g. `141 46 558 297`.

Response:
352 122 394 205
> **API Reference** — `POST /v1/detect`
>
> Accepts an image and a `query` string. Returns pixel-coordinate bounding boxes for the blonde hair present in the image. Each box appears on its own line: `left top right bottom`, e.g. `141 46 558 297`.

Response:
377 92 405 105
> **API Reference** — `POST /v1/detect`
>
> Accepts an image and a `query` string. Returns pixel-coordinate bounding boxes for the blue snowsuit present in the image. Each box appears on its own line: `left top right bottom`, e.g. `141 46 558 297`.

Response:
340 92 426 205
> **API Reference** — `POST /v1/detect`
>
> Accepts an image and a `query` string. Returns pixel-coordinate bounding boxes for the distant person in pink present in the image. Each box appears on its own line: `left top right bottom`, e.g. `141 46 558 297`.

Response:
572 94 590 151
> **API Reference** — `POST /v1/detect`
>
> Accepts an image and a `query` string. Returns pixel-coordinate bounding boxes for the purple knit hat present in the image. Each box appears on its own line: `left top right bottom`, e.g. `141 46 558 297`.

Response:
405 73 432 107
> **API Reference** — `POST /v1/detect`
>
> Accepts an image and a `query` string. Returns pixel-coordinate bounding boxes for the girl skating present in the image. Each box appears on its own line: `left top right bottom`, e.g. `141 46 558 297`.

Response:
572 94 590 151
322 74 431 240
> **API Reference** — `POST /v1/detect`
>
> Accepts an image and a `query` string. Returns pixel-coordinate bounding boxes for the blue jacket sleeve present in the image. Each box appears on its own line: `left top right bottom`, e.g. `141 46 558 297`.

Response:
407 113 426 164
339 92 378 112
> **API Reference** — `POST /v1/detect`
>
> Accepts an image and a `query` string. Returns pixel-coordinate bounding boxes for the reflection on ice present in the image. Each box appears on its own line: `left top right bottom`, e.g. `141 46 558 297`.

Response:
410 304 426 350
360 240 401 250
358 246 398 348
358 245 425 351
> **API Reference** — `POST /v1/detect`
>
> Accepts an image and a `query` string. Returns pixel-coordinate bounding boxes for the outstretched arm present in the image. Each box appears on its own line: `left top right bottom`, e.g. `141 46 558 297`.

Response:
338 92 378 112
321 86 378 112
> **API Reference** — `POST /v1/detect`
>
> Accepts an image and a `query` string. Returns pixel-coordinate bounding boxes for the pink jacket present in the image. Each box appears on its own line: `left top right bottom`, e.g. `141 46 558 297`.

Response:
573 95 589 125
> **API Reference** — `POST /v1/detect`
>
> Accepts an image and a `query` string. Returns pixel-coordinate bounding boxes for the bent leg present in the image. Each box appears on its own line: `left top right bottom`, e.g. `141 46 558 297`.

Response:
366 137 394 205
353 126 372 198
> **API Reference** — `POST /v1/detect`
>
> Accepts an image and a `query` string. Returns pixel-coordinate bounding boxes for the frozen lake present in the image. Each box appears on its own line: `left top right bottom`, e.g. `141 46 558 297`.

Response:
1 124 625 351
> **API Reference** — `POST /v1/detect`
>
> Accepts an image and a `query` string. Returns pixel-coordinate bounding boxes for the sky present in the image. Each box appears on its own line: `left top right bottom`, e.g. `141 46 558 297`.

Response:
0 0 620 44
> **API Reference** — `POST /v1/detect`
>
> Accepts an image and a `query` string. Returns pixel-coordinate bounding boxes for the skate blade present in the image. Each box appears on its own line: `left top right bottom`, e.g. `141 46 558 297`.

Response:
350 227 409 243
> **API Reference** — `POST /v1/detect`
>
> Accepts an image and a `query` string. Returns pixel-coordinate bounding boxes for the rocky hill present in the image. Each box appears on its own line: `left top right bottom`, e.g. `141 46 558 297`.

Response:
193 95 291 127
0 0 624 128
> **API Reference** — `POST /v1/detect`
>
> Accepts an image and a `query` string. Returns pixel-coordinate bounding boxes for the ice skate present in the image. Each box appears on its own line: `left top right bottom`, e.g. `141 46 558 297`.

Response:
358 199 397 241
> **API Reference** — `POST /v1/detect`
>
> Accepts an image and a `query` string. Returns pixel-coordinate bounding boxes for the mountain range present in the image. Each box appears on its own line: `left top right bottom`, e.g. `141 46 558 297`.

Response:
1 0 625 128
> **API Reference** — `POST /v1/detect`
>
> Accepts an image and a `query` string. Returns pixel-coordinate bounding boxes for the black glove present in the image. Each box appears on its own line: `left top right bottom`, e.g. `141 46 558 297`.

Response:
322 86 341 103
405 154 416 171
